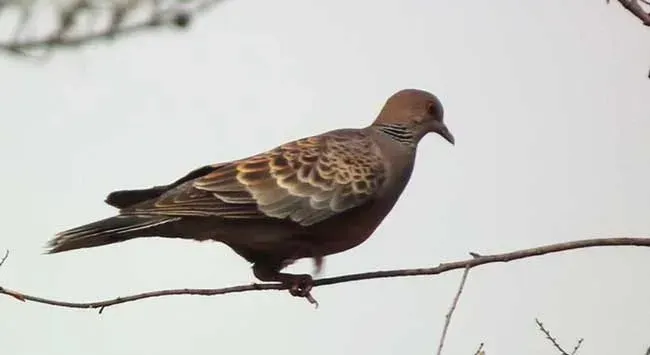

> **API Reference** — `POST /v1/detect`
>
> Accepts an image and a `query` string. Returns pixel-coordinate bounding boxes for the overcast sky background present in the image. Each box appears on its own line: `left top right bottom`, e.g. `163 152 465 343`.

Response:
0 0 649 354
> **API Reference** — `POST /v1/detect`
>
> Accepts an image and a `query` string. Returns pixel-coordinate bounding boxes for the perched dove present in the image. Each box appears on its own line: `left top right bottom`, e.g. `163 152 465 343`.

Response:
47 89 454 298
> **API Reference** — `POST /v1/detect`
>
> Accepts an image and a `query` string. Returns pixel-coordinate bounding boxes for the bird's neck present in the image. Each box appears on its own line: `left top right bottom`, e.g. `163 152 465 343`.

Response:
371 123 418 147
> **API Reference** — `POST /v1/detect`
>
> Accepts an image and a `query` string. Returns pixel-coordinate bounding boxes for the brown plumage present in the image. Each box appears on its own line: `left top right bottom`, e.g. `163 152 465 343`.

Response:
47 88 454 298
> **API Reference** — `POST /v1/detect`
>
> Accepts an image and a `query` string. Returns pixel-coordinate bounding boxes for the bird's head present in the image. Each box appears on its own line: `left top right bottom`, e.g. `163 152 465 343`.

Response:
372 89 454 145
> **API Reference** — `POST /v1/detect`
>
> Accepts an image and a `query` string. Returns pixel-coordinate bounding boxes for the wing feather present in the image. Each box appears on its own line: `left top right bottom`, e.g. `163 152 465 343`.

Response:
124 131 386 226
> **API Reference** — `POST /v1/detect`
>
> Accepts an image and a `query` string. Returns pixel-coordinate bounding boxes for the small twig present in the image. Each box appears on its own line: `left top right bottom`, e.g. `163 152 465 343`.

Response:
0 237 648 311
436 266 471 355
473 343 485 355
0 15 175 53
570 338 584 355
615 0 650 26
535 318 573 355
0 250 9 268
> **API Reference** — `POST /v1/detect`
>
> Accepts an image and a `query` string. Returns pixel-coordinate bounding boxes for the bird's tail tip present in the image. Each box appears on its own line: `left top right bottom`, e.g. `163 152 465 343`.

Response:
45 215 176 254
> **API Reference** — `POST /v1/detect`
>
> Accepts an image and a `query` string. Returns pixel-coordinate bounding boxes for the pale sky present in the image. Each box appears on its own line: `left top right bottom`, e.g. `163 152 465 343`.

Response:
1 0 649 354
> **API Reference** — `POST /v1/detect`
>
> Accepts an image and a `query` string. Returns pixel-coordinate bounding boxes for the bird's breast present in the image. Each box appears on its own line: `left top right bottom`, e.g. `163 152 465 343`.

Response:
307 193 402 257
308 152 415 256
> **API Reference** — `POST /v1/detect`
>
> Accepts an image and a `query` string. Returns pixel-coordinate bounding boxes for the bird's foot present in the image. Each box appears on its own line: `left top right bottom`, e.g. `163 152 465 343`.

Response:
281 273 318 307
285 274 313 296
253 264 318 307
312 256 324 276
283 274 318 308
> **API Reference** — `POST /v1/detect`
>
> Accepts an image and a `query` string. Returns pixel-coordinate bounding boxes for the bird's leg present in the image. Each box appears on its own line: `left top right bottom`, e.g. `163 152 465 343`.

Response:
312 256 324 276
252 263 317 305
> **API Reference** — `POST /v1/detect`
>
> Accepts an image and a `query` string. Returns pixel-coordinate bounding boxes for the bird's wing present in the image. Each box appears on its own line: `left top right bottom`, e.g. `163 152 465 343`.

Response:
123 131 387 226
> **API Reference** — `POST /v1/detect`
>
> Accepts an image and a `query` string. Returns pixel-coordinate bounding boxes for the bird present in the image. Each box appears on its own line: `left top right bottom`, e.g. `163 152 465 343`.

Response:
47 88 455 299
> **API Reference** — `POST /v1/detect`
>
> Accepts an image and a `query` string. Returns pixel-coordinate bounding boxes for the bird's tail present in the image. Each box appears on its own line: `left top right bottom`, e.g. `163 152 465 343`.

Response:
46 215 179 254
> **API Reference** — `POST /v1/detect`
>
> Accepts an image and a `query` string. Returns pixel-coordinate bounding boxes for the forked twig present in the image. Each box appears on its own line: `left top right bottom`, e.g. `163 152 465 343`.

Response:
535 318 584 355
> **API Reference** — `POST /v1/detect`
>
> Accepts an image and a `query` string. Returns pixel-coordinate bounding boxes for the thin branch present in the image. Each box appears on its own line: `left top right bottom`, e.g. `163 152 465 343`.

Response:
0 0 228 55
535 318 583 355
473 343 485 355
436 266 471 355
615 0 650 26
0 250 8 268
0 0 646 56
570 338 584 355
535 319 570 355
0 237 649 312
0 13 185 54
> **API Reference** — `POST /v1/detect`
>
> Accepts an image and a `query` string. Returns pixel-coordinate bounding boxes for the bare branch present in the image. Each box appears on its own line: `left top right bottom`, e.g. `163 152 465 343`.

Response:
0 13 182 55
473 343 485 355
0 0 228 55
0 237 648 312
614 0 650 26
535 318 569 355
535 318 583 355
0 0 646 58
436 266 471 355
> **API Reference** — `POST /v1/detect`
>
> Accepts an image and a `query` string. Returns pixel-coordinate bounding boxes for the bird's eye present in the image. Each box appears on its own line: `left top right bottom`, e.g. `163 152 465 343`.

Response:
427 103 436 115
427 102 441 121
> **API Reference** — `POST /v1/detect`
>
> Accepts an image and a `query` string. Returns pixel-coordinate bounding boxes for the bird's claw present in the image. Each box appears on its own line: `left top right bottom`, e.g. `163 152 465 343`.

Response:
286 274 318 307
251 264 319 307
288 275 312 297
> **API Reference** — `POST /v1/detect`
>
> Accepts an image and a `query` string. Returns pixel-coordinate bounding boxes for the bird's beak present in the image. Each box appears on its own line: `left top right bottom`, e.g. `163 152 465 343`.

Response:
433 122 455 145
